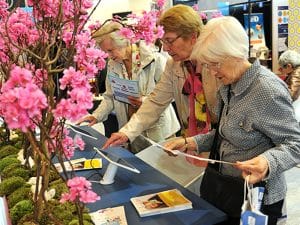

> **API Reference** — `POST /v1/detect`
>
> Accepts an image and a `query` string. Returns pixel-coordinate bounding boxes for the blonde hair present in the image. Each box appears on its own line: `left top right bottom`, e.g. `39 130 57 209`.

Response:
158 4 203 38
191 16 249 63
92 21 130 48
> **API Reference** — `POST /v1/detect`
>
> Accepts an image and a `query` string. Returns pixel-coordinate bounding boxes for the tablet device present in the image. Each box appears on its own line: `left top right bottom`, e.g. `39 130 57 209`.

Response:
93 147 140 174
67 124 97 140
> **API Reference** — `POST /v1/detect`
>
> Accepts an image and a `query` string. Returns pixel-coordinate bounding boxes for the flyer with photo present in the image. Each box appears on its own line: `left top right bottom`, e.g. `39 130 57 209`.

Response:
54 158 102 173
131 189 192 217
90 206 128 225
108 74 139 104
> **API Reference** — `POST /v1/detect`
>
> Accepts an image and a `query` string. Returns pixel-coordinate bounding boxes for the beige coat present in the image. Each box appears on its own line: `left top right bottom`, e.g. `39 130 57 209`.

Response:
92 43 180 142
120 58 220 142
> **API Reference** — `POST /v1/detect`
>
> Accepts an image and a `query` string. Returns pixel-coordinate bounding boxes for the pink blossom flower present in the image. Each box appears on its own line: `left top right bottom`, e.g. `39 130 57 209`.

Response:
0 66 47 132
0 0 8 18
118 10 164 45
74 135 85 150
60 177 100 204
156 0 166 9
192 4 199 11
211 11 223 18
199 12 208 20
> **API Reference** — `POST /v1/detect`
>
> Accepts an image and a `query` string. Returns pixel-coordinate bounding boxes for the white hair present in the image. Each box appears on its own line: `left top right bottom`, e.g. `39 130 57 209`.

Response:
191 16 249 63
278 50 300 68
92 21 130 48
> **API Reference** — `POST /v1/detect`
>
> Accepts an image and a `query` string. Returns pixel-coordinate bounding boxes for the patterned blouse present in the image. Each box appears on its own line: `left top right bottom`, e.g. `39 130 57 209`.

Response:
194 60 300 205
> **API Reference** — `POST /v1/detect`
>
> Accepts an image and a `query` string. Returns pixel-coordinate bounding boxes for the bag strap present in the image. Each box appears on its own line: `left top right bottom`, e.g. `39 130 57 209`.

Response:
208 86 231 165
208 107 222 162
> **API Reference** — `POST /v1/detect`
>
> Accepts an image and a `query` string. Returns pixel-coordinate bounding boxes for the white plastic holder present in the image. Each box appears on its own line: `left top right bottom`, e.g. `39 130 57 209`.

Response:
100 162 118 185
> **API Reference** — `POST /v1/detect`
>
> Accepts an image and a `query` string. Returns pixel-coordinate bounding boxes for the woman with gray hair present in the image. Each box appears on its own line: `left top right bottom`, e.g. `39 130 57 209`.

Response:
278 49 300 101
77 21 180 152
164 16 300 225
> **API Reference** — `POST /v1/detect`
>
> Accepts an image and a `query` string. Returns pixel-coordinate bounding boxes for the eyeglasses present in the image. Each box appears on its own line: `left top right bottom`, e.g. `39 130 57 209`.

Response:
160 35 182 46
201 62 221 71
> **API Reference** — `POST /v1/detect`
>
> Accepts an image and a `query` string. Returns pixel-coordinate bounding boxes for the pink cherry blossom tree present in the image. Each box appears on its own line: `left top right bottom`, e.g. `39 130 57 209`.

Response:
0 0 106 224
0 0 165 224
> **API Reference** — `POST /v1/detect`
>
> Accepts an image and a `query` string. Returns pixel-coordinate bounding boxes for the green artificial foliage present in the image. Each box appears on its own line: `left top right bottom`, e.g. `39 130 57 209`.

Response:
49 179 68 199
10 199 34 225
1 163 25 176
68 219 94 225
0 176 26 196
2 167 30 180
13 141 23 149
0 145 20 159
21 222 36 225
48 169 61 183
7 186 32 208
82 213 93 224
46 199 77 224
0 156 20 171
16 213 35 225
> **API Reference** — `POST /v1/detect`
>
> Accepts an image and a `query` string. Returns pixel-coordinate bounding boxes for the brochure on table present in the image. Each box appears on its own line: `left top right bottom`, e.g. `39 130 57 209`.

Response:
108 73 139 104
90 205 128 225
131 189 192 217
54 158 102 173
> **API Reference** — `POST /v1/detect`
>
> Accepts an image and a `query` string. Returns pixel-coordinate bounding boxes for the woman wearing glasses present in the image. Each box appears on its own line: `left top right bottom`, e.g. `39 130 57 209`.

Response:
77 21 180 152
102 5 220 161
164 16 300 225
278 49 300 101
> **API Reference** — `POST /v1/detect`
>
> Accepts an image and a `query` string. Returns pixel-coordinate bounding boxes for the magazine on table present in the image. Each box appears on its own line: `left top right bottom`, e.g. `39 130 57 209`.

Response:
90 205 128 225
108 73 139 104
130 189 192 217
54 158 102 173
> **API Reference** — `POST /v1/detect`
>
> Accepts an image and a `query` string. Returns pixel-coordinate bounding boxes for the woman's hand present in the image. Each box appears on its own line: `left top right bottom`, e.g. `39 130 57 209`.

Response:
76 115 98 126
234 155 269 184
102 132 129 149
128 96 142 109
163 137 197 153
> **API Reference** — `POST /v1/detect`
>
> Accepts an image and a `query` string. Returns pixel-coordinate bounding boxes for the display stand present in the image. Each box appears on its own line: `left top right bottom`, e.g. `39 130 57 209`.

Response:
93 147 140 185
100 162 118 185
136 142 205 196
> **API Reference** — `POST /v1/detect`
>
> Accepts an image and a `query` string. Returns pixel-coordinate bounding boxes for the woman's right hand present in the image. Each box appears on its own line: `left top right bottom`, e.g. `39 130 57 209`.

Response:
102 132 129 149
76 115 98 126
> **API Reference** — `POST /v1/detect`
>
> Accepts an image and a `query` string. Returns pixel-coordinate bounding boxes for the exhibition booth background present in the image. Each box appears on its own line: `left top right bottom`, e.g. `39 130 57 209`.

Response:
9 0 297 74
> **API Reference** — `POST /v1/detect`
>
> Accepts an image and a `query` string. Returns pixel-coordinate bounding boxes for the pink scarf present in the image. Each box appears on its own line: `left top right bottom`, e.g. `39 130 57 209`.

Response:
183 61 211 136
182 61 211 167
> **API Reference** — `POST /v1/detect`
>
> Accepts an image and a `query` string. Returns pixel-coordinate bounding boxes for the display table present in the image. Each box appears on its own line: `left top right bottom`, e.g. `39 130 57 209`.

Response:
70 126 227 225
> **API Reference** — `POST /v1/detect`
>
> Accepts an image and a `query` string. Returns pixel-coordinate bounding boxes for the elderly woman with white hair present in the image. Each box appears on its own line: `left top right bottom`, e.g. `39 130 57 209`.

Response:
77 21 180 152
278 49 300 101
164 16 300 225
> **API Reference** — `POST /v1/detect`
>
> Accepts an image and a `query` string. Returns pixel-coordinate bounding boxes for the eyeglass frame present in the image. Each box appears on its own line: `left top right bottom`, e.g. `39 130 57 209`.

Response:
160 34 182 46
201 62 221 71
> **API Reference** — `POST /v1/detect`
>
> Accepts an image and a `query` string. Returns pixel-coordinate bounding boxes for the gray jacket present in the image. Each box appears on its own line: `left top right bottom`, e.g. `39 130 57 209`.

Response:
194 60 300 205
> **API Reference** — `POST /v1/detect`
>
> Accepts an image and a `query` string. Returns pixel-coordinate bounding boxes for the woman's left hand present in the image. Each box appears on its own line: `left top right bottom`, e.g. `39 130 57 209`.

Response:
234 155 269 184
128 96 142 108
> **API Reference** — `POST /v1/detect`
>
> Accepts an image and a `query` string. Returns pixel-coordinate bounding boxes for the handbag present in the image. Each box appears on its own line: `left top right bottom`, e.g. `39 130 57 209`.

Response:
200 88 245 218
200 164 245 217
